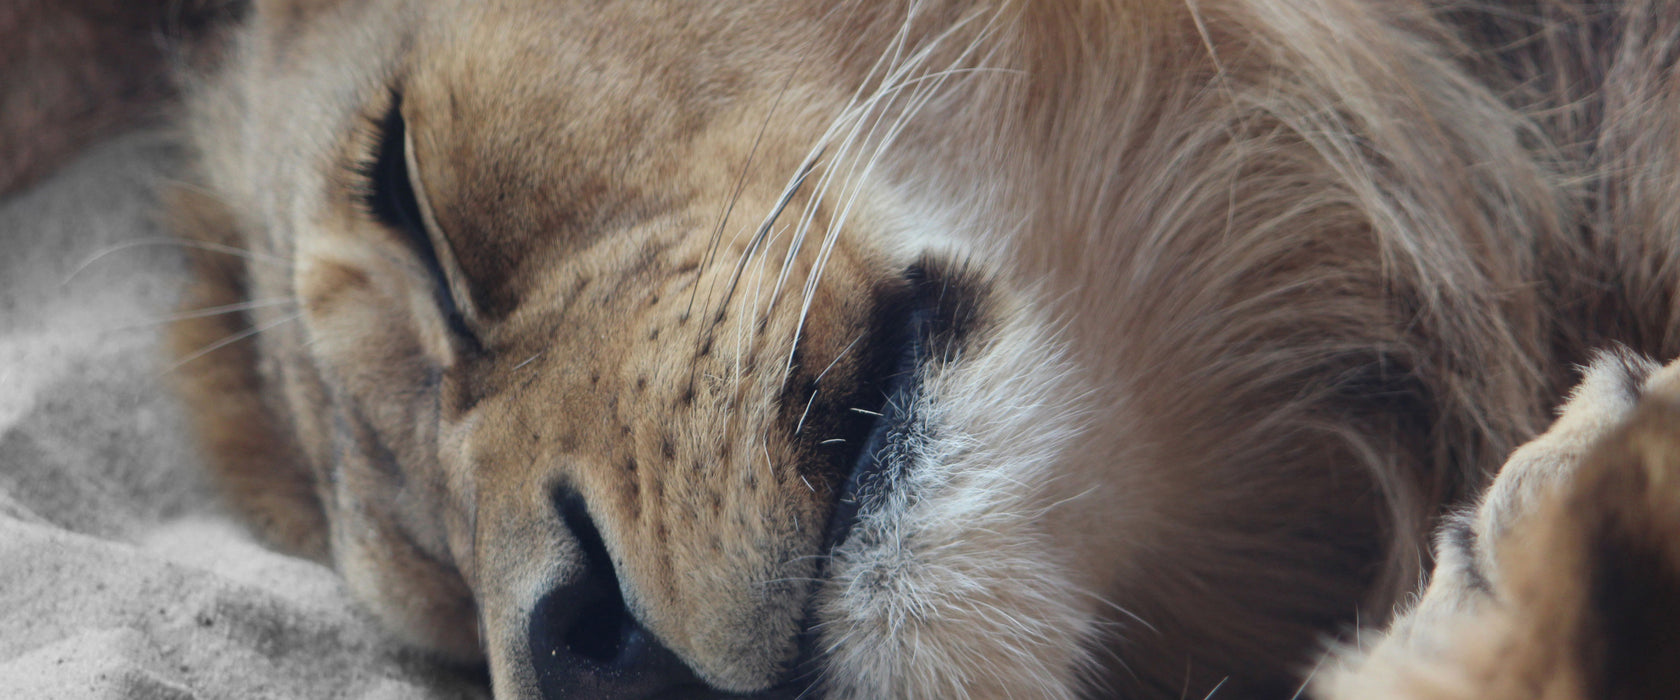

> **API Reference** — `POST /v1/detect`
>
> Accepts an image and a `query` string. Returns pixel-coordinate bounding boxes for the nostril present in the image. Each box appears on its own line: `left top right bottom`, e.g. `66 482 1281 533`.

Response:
552 490 640 669
529 489 703 698
560 569 637 668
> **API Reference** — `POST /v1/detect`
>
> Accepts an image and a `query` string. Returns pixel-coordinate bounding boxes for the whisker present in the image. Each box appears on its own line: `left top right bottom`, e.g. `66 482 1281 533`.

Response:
783 8 1004 374
794 333 864 435
512 352 543 371
722 147 826 396
717 149 825 334
163 312 301 374
684 72 798 395
753 576 829 587
685 58 806 342
103 297 297 332
64 238 288 286
779 92 902 371
766 4 936 339
734 213 791 400
1091 593 1160 635
1288 655 1327 700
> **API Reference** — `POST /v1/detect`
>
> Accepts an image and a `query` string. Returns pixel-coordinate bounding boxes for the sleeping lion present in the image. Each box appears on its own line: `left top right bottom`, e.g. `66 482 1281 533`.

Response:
29 0 1656 697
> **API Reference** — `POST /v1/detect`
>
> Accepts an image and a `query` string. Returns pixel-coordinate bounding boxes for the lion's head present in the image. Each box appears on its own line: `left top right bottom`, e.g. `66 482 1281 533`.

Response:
170 0 1569 697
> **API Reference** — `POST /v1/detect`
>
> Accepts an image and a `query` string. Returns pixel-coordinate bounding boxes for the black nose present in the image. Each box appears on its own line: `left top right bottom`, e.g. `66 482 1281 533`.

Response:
529 491 702 699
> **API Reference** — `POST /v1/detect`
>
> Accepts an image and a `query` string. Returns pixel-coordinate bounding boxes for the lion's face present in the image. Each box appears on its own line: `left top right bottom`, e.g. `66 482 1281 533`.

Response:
194 1 1092 696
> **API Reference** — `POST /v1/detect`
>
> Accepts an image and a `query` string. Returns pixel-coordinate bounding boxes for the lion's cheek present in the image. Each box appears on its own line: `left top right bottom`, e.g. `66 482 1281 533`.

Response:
291 245 484 659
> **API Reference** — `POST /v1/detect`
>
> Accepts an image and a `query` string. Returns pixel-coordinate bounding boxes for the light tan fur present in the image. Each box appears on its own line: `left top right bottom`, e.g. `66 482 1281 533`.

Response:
147 0 1680 698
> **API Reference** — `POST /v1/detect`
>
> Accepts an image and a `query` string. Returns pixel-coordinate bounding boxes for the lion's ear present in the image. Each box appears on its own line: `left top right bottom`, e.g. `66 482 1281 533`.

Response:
1502 386 1680 699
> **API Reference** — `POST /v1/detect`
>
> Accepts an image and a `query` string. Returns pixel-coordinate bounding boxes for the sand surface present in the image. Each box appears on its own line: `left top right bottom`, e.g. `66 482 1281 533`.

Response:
0 132 486 700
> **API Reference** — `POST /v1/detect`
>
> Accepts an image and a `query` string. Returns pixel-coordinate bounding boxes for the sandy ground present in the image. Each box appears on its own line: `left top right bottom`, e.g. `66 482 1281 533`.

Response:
0 132 486 700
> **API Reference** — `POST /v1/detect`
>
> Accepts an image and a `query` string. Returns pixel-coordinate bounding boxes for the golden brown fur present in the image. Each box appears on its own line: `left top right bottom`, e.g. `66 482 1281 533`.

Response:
1317 4 1680 696
121 0 1680 698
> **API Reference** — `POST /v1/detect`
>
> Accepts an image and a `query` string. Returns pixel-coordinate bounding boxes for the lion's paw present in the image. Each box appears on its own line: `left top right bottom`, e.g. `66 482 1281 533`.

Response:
1316 349 1680 700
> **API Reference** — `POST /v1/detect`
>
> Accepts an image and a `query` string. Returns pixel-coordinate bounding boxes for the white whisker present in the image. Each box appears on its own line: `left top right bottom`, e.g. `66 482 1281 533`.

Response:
1288 655 1328 700
793 333 866 435
783 8 1005 375
64 238 288 286
102 297 297 332
164 312 301 373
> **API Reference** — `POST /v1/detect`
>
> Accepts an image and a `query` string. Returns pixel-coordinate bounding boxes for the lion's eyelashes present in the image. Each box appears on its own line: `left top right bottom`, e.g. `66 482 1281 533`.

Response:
361 101 423 236
351 95 478 346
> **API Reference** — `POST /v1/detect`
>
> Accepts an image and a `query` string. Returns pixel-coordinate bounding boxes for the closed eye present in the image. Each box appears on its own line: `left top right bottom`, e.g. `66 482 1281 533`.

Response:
361 97 476 341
